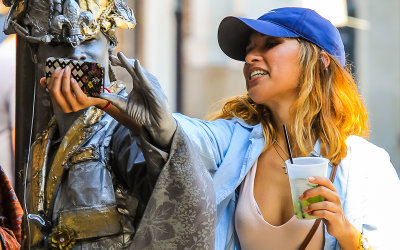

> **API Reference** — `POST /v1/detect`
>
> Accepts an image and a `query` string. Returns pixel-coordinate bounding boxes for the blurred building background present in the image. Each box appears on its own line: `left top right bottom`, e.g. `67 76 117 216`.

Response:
2 0 399 176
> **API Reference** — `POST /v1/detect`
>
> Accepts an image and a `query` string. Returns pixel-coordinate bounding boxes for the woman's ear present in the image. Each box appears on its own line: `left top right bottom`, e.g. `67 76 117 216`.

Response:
321 51 331 69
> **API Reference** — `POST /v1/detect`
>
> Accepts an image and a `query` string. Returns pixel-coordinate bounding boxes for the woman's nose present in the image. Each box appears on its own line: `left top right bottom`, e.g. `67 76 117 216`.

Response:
244 50 261 64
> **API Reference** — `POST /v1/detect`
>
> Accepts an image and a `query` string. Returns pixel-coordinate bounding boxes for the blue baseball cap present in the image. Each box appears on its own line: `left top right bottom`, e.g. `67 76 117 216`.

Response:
218 7 345 67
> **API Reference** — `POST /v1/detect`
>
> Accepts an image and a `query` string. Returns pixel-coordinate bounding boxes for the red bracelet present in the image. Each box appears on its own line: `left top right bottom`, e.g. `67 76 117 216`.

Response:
101 101 111 111
100 87 112 110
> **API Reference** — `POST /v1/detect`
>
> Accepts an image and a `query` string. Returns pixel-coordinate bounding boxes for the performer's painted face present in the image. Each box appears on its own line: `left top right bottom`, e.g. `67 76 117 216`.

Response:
36 32 111 86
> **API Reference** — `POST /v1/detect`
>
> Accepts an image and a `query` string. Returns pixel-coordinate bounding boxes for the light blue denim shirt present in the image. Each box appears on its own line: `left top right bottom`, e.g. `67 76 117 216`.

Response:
174 113 400 250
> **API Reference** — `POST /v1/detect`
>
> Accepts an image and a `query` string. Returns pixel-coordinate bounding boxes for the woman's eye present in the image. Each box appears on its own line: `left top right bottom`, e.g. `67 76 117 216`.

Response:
265 42 279 49
245 45 254 54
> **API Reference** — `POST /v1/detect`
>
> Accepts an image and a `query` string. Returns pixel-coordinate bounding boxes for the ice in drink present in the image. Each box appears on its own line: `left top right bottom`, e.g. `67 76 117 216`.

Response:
289 177 324 219
285 157 329 220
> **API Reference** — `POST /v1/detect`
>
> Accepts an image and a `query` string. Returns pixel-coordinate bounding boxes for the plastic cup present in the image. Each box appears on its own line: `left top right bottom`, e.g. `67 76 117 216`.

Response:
285 157 329 219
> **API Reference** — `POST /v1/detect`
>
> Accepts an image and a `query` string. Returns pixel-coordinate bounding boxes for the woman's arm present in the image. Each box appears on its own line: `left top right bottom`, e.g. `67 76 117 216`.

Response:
101 52 235 171
42 54 234 173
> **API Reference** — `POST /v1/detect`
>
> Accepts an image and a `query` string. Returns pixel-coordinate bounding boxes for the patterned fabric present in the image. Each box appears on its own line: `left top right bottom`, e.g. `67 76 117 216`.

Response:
132 126 216 249
0 165 23 249
0 228 20 250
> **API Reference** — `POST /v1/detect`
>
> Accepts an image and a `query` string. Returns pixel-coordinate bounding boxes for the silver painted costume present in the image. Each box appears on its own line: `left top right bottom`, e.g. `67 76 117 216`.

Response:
5 0 216 249
25 82 142 248
24 82 216 249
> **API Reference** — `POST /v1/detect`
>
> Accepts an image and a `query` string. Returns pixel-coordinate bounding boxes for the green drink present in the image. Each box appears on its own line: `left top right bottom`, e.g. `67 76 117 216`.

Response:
289 178 324 219
285 157 329 220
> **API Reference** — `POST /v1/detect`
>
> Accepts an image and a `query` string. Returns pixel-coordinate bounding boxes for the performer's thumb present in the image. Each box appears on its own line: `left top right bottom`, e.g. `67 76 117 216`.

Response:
99 93 128 113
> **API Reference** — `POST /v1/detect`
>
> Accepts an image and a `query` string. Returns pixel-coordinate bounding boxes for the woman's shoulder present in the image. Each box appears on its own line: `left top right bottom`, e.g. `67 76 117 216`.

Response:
345 135 389 159
344 135 395 177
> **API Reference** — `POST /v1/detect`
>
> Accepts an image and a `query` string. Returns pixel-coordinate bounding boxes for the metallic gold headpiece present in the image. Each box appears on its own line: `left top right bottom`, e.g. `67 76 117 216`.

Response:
3 0 136 46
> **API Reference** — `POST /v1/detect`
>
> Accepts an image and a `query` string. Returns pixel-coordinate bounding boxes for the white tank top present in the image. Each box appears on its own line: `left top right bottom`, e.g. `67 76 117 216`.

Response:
235 160 324 250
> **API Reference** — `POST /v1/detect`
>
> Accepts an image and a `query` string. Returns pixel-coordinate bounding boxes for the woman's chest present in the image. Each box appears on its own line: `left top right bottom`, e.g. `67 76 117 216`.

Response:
253 149 294 226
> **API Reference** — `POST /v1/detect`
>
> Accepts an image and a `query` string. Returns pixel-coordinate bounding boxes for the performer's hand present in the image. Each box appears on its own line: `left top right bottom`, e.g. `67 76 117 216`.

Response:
100 52 176 149
40 66 108 113
300 176 361 250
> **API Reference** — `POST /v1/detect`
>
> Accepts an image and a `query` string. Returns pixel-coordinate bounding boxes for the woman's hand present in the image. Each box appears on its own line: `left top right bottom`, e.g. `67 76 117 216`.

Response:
299 176 361 250
100 52 176 149
40 66 108 112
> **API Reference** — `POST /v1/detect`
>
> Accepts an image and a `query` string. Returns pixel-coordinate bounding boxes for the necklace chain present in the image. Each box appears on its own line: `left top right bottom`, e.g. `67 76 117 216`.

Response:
272 139 289 174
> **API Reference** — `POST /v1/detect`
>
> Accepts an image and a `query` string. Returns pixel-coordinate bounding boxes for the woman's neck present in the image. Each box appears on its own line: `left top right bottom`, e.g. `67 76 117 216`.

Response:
267 101 295 155
269 102 291 129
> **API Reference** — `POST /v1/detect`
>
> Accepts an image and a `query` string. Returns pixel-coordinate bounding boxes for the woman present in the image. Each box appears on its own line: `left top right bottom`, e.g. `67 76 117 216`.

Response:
102 7 400 250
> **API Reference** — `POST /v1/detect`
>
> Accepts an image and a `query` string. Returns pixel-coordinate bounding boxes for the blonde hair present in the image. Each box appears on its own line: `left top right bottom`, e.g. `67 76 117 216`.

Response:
209 39 369 165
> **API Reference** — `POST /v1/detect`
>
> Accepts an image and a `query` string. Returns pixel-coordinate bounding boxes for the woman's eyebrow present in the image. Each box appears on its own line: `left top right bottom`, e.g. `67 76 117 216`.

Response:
264 36 283 42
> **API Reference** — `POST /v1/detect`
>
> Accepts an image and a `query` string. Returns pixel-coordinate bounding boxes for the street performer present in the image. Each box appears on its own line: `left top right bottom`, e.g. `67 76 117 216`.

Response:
3 0 215 249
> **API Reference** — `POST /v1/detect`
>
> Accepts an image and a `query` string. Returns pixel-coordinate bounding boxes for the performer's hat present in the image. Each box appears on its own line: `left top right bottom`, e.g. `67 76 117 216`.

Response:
3 0 136 46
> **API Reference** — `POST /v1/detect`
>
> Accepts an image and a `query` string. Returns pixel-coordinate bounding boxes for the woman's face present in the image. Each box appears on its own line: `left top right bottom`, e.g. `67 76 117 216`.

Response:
243 32 301 107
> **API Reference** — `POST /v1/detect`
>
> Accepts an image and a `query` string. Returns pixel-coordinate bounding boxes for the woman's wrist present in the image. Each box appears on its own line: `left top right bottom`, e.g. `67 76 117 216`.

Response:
95 87 112 110
336 222 361 250
95 99 110 110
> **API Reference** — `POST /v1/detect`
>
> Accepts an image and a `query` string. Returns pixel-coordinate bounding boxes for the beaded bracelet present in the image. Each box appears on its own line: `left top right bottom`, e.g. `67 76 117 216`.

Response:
357 233 370 250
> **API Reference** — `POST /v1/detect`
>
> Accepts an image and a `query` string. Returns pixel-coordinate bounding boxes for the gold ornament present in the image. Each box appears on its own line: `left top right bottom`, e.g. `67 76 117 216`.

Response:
49 225 77 250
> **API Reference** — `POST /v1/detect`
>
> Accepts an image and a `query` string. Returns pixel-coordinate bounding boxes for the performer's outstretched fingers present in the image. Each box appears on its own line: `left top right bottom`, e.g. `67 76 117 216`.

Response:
117 52 141 90
134 60 152 91
109 54 123 67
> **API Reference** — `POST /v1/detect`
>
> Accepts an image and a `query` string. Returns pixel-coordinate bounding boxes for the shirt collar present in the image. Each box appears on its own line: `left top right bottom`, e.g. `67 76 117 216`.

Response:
311 138 322 157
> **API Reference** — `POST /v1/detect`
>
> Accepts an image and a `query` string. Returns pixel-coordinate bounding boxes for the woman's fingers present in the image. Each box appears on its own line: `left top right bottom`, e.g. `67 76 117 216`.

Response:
61 66 81 111
300 185 339 203
47 67 62 89
40 77 46 88
303 200 340 214
45 67 104 112
308 176 336 191
300 176 340 203
307 209 336 221
70 78 88 105
48 67 73 113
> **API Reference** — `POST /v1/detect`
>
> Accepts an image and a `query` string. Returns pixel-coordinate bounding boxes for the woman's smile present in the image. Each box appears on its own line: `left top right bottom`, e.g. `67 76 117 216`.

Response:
247 66 270 89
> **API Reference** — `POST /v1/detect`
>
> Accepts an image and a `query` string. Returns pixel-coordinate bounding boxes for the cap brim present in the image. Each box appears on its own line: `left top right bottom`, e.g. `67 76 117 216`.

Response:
218 16 299 61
